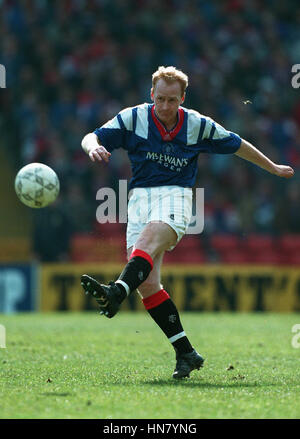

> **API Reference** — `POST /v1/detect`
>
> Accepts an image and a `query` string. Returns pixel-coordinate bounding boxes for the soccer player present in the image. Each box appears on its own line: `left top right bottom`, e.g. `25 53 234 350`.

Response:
81 66 294 379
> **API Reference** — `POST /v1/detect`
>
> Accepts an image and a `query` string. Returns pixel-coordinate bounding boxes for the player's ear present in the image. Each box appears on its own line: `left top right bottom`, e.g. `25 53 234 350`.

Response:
150 88 154 101
181 93 185 104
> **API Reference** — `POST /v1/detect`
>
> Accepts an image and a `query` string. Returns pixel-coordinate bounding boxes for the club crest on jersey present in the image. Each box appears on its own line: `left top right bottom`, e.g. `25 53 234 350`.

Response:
162 143 175 155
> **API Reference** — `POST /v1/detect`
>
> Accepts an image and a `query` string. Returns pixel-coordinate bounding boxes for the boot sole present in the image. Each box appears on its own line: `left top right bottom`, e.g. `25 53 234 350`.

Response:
81 274 118 318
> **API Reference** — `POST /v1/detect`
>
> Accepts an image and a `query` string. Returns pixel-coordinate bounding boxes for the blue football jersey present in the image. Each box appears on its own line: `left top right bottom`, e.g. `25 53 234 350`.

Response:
94 103 241 189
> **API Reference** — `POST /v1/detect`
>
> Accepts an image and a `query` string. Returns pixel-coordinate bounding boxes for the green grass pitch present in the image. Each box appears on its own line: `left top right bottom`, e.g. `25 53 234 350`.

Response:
0 311 300 419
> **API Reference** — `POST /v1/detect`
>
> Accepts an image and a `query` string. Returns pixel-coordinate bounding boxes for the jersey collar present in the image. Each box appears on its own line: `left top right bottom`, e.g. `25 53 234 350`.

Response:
151 105 184 141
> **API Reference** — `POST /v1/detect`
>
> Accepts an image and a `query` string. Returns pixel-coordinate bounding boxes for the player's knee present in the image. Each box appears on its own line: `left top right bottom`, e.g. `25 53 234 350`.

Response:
135 224 175 257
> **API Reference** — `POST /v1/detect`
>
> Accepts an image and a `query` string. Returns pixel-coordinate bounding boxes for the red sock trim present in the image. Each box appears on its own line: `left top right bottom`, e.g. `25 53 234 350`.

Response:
130 249 153 270
142 289 170 310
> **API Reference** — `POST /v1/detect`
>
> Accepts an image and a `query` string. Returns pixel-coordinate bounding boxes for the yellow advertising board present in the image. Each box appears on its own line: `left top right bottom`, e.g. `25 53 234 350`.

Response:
39 264 300 312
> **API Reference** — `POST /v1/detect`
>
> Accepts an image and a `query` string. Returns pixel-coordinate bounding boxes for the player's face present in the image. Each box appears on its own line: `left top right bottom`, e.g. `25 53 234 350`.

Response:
151 79 185 127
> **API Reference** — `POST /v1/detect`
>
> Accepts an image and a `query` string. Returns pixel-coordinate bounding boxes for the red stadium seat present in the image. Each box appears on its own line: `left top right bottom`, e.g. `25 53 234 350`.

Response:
241 234 278 264
174 236 202 251
71 234 126 263
243 234 275 252
247 250 282 265
163 236 204 264
220 250 250 264
211 235 240 252
94 221 126 238
164 248 206 264
284 253 300 266
278 235 300 253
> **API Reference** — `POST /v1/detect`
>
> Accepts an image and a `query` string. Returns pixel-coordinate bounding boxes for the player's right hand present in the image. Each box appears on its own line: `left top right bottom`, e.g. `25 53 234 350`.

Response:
89 146 111 163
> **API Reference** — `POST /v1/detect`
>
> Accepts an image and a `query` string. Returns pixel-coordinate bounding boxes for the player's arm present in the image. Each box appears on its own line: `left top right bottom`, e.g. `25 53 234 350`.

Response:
235 139 294 178
81 132 111 163
82 107 133 163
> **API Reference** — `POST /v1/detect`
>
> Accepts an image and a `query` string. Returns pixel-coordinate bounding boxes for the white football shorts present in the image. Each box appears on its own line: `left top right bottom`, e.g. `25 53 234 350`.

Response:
126 185 193 251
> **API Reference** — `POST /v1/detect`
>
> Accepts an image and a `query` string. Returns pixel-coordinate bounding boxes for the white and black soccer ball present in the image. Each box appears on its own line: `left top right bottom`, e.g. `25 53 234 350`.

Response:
14 163 60 208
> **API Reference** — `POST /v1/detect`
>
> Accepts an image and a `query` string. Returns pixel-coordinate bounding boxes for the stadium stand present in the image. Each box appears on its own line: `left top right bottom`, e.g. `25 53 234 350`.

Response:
0 1 299 264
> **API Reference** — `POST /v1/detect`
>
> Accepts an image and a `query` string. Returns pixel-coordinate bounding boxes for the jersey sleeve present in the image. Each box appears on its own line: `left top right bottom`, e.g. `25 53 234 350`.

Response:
201 117 242 154
94 107 134 152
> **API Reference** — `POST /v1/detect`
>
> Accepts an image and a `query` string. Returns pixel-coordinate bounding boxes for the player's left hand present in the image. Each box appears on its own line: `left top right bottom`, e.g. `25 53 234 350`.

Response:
273 165 295 178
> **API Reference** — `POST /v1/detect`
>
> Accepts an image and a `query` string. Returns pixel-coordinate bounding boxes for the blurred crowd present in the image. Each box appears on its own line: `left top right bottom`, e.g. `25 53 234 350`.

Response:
1 0 300 261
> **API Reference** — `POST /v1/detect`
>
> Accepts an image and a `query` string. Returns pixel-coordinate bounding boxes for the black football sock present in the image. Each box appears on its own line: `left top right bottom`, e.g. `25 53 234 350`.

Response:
143 289 193 355
114 249 153 302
